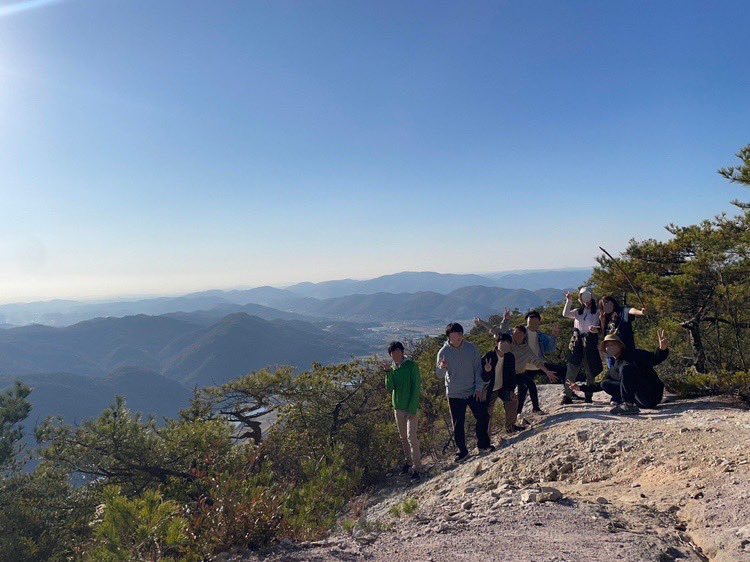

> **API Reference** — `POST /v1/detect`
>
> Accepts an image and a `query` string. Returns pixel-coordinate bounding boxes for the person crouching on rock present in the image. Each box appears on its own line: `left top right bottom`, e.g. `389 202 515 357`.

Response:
482 333 522 439
568 330 669 415
436 322 494 463
386 341 423 480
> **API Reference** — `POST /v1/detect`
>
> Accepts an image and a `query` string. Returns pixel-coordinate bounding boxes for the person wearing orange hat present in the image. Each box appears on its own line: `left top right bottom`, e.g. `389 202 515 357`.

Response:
569 330 670 415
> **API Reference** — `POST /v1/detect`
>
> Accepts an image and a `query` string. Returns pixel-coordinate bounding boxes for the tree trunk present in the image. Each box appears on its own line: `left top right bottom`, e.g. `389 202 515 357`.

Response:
682 318 707 373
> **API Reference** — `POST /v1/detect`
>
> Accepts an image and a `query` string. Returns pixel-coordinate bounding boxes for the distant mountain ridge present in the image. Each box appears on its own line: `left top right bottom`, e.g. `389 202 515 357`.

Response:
0 312 368 386
0 368 193 428
0 270 584 430
286 271 501 299
282 286 565 322
0 269 590 327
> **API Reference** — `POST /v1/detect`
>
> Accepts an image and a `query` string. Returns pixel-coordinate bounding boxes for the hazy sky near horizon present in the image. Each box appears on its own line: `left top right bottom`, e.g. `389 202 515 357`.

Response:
0 0 748 303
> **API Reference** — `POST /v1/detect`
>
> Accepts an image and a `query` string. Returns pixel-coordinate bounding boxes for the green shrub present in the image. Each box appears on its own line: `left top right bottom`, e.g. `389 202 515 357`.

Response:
401 498 418 515
283 445 360 540
663 368 750 402
188 453 285 555
88 486 194 562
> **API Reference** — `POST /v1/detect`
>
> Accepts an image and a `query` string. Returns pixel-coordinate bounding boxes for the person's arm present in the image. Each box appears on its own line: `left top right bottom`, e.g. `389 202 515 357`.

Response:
652 329 669 365
473 346 485 398
436 349 448 378
518 346 558 381
501 353 515 391
562 295 577 319
498 307 514 334
408 362 421 415
629 307 647 317
386 368 394 392
652 347 669 365
481 352 494 382
474 317 500 339
569 381 603 393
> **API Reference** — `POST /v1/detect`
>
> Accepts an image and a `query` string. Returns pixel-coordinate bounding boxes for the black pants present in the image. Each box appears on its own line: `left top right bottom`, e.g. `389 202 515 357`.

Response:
600 367 663 409
516 372 540 412
448 396 491 454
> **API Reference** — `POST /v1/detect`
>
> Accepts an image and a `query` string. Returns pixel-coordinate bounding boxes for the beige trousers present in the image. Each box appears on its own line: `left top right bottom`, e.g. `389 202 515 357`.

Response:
394 410 421 470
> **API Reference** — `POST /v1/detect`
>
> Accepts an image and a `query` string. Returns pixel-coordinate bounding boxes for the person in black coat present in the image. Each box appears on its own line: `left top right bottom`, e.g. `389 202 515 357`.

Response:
481 333 523 436
570 330 670 415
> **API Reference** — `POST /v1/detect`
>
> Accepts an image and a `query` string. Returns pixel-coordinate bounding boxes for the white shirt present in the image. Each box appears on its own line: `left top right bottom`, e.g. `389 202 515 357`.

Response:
563 300 600 334
493 356 505 392
526 330 541 370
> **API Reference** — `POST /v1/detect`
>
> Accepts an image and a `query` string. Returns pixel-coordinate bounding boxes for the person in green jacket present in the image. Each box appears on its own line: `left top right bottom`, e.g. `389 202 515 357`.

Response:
386 341 422 480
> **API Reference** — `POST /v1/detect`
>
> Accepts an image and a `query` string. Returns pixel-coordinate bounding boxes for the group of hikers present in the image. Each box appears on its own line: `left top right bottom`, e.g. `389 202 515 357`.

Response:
385 286 670 480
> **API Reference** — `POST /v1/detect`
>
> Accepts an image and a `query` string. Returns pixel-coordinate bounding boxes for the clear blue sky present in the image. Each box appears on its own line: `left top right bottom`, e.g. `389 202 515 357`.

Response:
0 0 748 302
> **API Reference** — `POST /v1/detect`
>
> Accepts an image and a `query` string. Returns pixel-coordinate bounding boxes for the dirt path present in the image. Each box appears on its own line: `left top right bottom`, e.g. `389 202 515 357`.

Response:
227 386 750 562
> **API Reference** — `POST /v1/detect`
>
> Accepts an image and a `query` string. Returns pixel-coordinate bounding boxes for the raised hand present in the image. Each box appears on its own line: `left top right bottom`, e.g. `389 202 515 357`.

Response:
657 329 668 350
503 307 512 321
564 291 574 302
484 357 493 372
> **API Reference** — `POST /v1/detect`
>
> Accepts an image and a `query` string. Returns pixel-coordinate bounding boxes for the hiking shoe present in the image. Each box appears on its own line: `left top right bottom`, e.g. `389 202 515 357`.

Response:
584 393 593 404
454 451 470 464
400 463 411 475
510 424 525 432
560 396 573 405
478 445 496 455
610 402 640 415
410 471 421 481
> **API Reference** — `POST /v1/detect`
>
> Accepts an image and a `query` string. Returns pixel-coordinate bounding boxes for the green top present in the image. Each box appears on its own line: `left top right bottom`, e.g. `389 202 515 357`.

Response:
386 359 421 415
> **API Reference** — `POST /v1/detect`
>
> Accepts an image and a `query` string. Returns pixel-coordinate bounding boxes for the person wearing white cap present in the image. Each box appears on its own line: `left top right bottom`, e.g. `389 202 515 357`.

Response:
560 286 603 404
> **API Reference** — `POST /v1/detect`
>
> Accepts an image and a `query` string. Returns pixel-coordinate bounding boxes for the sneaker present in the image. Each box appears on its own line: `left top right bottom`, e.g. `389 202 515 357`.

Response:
510 424 525 432
454 451 470 464
584 393 593 404
531 408 547 415
400 463 411 475
516 414 530 426
571 392 586 402
478 445 496 455
610 402 640 415
560 396 573 405
410 471 421 481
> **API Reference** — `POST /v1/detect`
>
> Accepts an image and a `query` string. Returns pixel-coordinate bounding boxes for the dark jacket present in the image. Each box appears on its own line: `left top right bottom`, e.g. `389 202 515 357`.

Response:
604 310 636 350
481 350 516 393
612 347 668 378
583 347 669 408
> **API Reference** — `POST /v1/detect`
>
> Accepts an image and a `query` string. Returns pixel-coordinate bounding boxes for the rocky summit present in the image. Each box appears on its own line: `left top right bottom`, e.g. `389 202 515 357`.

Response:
229 385 750 562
